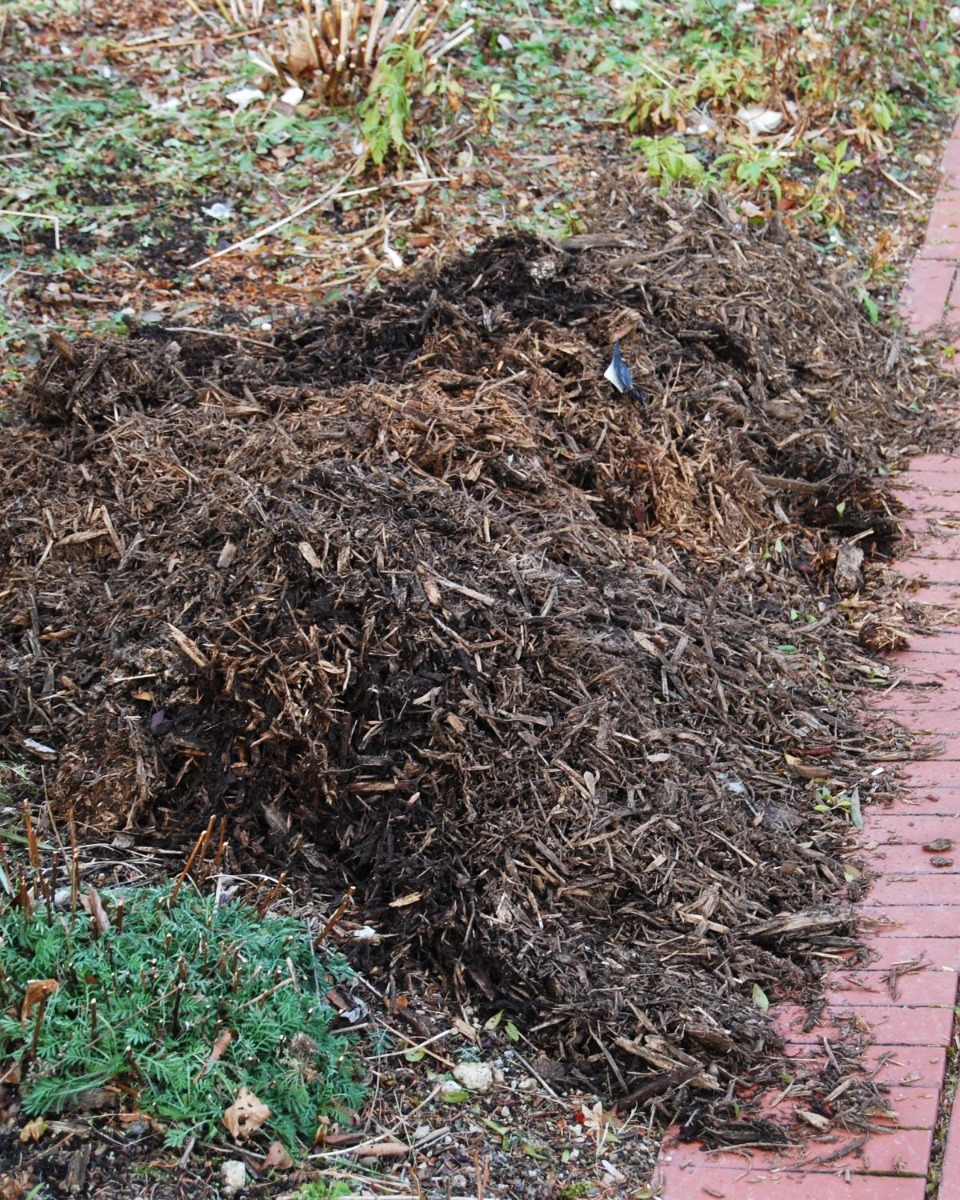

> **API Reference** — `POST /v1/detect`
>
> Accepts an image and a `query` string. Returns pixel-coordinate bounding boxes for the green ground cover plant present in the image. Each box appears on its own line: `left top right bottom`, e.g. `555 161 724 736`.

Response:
0 877 365 1151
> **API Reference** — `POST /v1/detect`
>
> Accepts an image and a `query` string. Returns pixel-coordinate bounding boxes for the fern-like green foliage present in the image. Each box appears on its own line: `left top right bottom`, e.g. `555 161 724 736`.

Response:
359 41 429 166
0 884 365 1151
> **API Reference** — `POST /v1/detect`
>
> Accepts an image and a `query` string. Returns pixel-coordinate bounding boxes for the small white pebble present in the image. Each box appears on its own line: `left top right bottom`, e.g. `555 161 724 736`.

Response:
220 1160 246 1197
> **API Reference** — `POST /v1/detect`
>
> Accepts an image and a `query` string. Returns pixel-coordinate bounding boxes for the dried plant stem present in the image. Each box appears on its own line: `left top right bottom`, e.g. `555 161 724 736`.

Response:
256 873 288 917
22 803 40 872
26 993 50 1063
211 817 228 877
168 817 215 907
315 886 356 946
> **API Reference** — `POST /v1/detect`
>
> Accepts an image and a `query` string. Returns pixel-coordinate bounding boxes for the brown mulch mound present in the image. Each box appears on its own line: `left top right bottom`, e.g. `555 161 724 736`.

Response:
2 184 955 1117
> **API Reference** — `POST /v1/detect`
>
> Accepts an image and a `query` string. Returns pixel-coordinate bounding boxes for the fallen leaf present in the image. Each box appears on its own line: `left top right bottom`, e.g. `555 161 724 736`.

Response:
262 1141 294 1170
751 983 769 1013
796 1109 831 1130
19 1117 47 1142
579 1099 606 1138
388 892 423 908
201 201 234 221
222 1087 271 1142
0 1061 21 1086
21 738 57 760
195 1028 234 1081
419 573 443 607
21 979 59 1026
438 1079 469 1103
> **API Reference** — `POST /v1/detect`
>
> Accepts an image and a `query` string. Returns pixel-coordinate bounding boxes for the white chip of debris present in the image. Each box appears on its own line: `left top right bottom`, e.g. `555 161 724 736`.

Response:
221 1160 247 1196
453 1061 494 1092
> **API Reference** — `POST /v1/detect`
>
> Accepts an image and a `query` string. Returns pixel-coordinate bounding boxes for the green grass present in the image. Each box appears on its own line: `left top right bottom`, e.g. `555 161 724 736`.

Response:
0 880 365 1152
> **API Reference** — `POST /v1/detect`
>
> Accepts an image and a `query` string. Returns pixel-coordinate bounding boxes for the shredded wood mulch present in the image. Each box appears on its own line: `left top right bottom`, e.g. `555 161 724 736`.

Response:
2 184 957 1130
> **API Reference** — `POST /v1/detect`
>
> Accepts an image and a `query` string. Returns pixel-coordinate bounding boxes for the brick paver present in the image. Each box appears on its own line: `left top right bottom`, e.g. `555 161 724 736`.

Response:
655 111 960 1199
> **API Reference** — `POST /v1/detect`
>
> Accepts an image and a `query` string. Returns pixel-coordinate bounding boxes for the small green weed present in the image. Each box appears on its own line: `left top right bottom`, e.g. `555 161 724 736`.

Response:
359 40 462 165
0 882 364 1151
557 1184 592 1200
360 41 429 165
295 1182 356 1200
813 785 862 827
633 135 708 193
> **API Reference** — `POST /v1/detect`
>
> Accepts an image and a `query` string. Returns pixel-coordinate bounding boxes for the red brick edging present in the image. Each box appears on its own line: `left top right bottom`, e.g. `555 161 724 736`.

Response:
654 114 960 1199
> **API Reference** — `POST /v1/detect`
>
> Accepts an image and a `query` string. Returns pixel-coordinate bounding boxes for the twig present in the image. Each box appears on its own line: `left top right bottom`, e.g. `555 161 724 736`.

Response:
108 24 274 53
878 167 924 203
509 1047 561 1099
158 325 278 349
371 1029 456 1059
798 1134 868 1167
0 116 57 140
0 209 61 249
188 163 364 269
378 1023 456 1068
315 885 357 946
168 818 215 907
187 167 450 270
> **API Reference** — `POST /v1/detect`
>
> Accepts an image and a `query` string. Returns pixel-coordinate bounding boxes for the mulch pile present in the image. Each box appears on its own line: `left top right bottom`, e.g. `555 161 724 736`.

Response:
2 183 956 1118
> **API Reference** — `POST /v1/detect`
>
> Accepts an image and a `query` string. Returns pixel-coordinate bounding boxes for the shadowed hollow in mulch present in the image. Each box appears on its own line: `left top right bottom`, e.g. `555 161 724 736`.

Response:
2 183 956 1126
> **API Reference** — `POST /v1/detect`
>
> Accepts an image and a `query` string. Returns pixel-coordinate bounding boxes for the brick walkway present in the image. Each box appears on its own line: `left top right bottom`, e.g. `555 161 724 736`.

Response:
655 115 960 1199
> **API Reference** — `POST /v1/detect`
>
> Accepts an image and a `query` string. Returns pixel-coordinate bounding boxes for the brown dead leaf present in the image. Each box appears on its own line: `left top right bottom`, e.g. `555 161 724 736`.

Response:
209 1028 233 1062
0 1170 32 1200
262 1141 294 1170
194 1028 234 1082
783 753 829 780
417 569 443 607
796 1109 831 1131
19 1117 47 1143
0 1061 21 1086
20 979 59 1026
222 1087 271 1142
